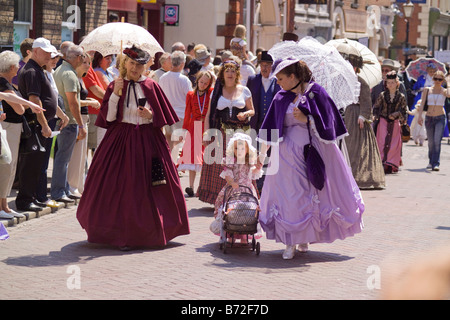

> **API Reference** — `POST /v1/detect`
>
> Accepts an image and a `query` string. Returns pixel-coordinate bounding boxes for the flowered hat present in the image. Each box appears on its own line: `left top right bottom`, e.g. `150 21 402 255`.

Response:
269 57 300 78
123 45 151 65
225 132 257 164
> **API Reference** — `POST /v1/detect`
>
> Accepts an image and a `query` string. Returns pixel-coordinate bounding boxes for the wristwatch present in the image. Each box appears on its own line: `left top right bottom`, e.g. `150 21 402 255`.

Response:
78 124 85 129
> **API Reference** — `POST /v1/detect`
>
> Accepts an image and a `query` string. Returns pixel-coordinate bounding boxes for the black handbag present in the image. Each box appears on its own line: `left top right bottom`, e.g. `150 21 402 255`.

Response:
21 116 32 139
151 157 166 186
401 123 411 142
304 118 326 190
423 88 429 112
19 120 46 154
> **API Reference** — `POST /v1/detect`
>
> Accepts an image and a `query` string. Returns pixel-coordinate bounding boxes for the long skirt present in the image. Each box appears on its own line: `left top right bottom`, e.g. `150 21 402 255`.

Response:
77 123 190 247
344 105 385 189
259 121 364 246
197 130 227 204
376 118 402 172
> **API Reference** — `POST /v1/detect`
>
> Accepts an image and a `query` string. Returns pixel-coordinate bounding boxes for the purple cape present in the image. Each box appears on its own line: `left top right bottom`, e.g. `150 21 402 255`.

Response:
96 78 179 129
258 81 347 144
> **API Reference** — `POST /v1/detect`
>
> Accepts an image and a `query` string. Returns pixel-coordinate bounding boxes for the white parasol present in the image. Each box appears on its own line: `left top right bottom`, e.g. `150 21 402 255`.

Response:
326 38 382 89
268 37 360 110
79 22 164 58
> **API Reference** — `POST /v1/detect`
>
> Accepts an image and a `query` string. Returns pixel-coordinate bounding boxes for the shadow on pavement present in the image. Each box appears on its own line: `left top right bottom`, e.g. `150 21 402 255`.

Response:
1 240 185 267
196 242 353 272
188 207 214 218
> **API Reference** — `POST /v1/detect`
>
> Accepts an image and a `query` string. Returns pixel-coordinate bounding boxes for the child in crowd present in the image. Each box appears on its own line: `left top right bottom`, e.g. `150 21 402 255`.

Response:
230 24 248 61
408 99 426 146
178 71 214 197
211 133 262 242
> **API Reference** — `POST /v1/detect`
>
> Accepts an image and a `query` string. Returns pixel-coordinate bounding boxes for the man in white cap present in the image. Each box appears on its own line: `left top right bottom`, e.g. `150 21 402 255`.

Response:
16 37 60 212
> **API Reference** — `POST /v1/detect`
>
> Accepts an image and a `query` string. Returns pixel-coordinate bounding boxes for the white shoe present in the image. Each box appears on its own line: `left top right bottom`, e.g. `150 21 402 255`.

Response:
0 210 14 219
282 245 296 260
426 164 432 169
7 210 25 218
298 243 309 253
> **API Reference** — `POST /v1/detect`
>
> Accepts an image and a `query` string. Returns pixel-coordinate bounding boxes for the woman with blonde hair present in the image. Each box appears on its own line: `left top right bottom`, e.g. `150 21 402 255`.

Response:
417 70 449 171
77 45 189 250
178 70 215 197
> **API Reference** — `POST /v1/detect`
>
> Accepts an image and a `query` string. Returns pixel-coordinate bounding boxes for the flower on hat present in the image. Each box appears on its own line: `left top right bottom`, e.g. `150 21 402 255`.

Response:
123 48 138 59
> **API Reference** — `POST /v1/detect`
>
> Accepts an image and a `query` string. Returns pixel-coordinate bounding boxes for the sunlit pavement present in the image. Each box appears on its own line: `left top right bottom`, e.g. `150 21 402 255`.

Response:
1 138 450 300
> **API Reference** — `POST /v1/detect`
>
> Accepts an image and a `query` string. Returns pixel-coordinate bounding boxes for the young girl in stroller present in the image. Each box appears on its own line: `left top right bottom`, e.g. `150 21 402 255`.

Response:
211 132 263 244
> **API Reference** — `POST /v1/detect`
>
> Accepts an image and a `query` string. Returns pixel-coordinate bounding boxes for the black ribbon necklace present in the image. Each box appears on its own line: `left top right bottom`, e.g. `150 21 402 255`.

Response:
126 80 138 108
289 80 302 93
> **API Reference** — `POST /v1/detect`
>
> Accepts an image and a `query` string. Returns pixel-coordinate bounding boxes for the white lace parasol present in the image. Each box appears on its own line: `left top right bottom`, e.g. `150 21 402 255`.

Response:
80 22 164 58
268 37 360 110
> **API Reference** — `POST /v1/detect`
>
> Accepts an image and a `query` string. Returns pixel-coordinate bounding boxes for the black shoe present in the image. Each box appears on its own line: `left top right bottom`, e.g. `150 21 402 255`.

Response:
185 187 194 197
17 203 43 212
33 200 48 208
54 195 75 203
68 193 81 200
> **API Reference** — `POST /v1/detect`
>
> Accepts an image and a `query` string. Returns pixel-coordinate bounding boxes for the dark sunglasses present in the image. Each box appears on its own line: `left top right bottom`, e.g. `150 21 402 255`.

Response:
433 78 444 81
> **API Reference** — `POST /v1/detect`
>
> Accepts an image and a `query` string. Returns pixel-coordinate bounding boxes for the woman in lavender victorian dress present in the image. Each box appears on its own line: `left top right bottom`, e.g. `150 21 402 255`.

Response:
257 58 364 259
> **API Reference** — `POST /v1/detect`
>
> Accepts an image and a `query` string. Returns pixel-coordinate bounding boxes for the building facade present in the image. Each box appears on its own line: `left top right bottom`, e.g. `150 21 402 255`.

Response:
390 0 450 62
0 0 109 55
4 0 449 65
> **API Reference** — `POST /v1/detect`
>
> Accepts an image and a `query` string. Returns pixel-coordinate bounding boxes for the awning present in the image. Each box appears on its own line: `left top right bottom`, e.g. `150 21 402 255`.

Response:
108 0 137 12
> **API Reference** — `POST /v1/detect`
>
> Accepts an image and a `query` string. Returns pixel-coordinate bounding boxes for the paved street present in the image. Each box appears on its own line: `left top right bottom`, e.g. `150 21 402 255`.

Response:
1 138 450 302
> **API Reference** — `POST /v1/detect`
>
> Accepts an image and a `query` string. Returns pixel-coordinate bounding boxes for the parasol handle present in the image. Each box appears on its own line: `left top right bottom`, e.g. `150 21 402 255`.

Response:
118 39 123 96
118 17 125 96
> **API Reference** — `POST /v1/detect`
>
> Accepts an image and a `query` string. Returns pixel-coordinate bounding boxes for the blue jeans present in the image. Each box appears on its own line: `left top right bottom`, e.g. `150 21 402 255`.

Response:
425 114 446 168
50 124 78 199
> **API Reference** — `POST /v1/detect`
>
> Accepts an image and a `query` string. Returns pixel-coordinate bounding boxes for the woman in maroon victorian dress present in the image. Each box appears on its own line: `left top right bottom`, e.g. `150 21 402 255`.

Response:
77 45 189 250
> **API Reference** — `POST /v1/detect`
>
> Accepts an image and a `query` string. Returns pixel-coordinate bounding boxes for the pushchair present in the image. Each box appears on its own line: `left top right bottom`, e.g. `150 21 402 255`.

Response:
218 185 261 255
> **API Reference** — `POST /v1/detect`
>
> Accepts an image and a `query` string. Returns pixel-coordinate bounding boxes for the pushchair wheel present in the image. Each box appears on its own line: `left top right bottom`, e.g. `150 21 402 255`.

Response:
251 238 256 251
256 242 260 255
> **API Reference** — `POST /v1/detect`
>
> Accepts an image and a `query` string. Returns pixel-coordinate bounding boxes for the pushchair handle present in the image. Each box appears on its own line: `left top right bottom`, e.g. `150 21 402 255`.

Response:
222 184 256 208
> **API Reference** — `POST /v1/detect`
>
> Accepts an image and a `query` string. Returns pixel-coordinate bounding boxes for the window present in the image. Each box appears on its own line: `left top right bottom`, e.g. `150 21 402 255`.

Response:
14 0 32 23
13 0 33 57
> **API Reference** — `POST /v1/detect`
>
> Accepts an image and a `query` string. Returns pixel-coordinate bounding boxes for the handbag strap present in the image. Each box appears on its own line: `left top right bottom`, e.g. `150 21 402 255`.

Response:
423 87 429 104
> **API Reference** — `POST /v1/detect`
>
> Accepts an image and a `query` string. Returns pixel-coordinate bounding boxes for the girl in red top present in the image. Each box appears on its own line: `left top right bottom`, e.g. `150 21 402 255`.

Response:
178 71 214 197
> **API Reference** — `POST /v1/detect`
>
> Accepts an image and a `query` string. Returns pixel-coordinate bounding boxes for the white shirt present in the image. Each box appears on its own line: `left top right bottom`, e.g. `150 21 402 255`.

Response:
158 71 192 119
216 85 252 114
239 63 256 86
261 76 271 92
107 76 152 125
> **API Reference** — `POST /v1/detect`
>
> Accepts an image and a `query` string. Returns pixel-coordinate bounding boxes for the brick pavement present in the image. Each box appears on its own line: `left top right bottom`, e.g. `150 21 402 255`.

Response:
1 138 450 301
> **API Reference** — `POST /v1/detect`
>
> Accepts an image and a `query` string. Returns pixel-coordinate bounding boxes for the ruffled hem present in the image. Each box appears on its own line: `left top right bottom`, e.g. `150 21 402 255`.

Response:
259 198 364 245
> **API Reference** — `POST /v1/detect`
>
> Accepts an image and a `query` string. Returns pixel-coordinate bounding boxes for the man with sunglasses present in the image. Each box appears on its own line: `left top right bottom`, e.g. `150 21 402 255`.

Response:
371 59 407 108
